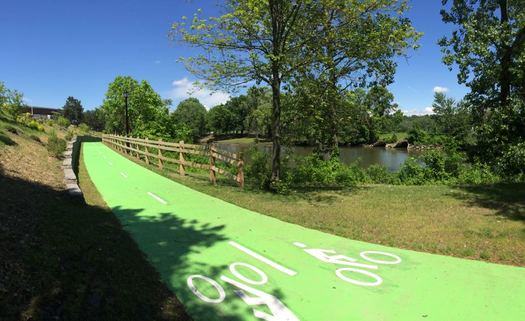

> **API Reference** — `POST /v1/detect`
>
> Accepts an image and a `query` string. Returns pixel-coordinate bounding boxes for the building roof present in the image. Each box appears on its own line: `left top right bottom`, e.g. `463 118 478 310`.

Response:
22 106 61 115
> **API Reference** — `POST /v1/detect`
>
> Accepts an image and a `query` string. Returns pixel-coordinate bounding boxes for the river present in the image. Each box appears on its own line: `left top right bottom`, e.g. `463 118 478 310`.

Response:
216 142 420 172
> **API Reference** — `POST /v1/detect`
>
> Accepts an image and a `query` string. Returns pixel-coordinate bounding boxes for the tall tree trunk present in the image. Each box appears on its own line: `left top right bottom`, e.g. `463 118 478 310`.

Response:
325 72 339 160
269 0 282 183
499 0 511 106
270 72 281 182
321 8 339 160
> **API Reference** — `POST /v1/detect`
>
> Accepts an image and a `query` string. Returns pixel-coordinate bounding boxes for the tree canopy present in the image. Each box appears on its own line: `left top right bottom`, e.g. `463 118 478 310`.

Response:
100 76 170 138
171 98 207 142
172 0 420 182
62 96 83 124
440 0 525 108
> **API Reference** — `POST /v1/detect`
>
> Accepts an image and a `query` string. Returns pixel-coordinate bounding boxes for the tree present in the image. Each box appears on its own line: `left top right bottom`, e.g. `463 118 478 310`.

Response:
3 89 25 118
291 0 420 157
172 0 316 184
207 104 235 134
62 96 83 124
101 76 170 137
0 82 6 107
83 108 105 132
224 95 251 134
440 0 525 163
171 98 207 142
432 92 473 144
246 87 272 138
338 88 374 145
440 0 525 108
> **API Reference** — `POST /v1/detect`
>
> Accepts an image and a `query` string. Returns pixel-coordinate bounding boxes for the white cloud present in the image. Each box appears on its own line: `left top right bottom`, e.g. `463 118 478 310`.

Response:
424 106 434 115
403 106 434 116
168 78 230 109
154 60 161 64
433 86 448 94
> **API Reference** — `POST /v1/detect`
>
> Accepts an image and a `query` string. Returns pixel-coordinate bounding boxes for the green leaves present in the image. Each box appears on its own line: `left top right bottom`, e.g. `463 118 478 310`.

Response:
440 0 525 107
171 98 207 142
62 96 83 124
100 76 170 137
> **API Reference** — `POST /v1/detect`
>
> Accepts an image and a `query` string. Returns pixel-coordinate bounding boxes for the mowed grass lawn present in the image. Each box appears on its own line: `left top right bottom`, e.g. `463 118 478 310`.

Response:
121 150 525 267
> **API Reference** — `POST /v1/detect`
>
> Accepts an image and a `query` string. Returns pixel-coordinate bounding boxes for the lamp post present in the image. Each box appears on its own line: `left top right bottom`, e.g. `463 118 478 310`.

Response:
123 91 130 136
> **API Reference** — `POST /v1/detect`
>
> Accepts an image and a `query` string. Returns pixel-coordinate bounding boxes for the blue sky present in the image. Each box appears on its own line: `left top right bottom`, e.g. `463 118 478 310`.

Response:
0 0 466 114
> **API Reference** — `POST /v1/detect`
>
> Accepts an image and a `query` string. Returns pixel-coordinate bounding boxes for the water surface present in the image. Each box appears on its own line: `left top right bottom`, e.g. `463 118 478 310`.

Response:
217 142 419 171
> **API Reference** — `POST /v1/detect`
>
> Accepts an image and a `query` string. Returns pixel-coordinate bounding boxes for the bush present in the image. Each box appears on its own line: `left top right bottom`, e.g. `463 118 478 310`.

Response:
78 123 90 133
47 133 66 158
57 116 70 128
27 120 40 131
496 143 525 177
64 130 74 141
389 133 398 143
457 163 500 185
245 147 271 190
366 164 398 184
398 157 426 185
406 128 428 145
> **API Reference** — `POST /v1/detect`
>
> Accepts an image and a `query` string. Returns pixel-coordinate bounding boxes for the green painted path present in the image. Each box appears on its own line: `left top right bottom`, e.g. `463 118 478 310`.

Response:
83 142 525 321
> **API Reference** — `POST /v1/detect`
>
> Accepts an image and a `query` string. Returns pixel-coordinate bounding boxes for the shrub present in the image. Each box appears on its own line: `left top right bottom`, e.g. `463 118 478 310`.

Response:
27 120 40 130
46 133 66 158
64 130 74 141
389 133 398 143
57 116 70 128
78 123 90 133
457 163 500 185
366 164 398 184
496 143 525 177
398 157 426 185
245 147 271 190
406 128 428 144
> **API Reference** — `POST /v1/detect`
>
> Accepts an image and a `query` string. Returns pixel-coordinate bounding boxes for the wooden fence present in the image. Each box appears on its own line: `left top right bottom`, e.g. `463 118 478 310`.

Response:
102 134 244 188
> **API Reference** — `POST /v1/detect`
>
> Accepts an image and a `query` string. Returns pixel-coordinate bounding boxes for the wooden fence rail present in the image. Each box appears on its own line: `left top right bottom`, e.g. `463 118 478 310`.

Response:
102 134 244 188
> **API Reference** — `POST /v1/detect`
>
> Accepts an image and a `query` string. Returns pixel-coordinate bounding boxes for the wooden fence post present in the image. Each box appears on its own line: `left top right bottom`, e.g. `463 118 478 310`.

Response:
135 139 140 159
237 152 245 189
209 144 217 185
157 139 163 170
179 141 185 176
144 138 150 165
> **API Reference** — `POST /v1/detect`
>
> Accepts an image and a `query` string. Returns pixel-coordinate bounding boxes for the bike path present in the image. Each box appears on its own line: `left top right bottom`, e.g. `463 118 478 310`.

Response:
83 142 525 321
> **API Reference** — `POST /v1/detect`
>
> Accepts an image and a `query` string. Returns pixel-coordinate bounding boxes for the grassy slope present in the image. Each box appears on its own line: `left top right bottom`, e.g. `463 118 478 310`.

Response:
216 137 259 144
118 148 525 267
378 131 408 141
0 114 190 321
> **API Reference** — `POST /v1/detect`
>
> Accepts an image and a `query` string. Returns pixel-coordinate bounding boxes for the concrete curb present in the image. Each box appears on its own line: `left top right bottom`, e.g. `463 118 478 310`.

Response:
62 136 82 197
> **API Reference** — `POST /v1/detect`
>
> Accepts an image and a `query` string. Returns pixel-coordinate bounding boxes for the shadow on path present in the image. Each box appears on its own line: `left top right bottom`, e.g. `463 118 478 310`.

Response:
0 163 251 320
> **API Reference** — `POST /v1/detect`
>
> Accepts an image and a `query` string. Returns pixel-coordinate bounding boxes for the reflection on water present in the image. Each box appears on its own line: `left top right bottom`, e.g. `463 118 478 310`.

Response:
216 143 419 172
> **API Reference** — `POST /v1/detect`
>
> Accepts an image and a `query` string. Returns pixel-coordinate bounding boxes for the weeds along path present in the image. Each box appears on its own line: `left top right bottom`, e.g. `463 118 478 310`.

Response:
83 142 525 321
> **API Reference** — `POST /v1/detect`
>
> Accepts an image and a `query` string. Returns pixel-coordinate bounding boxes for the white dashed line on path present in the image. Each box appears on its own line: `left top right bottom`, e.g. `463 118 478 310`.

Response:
147 192 167 205
120 172 128 178
228 241 297 276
